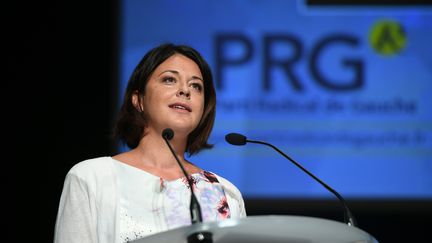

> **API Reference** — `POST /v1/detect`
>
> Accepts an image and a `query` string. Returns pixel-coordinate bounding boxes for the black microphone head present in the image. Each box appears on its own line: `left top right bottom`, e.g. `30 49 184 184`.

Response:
162 128 174 140
225 133 247 146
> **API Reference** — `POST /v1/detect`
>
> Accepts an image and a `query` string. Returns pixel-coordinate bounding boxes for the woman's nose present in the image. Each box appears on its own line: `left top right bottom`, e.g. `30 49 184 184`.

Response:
177 85 191 99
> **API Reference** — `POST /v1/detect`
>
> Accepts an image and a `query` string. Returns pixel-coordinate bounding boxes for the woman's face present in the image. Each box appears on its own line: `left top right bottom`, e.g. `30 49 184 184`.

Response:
141 54 205 136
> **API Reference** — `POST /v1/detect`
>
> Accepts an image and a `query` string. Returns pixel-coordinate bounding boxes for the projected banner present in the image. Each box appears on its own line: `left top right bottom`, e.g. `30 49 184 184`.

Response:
120 0 432 198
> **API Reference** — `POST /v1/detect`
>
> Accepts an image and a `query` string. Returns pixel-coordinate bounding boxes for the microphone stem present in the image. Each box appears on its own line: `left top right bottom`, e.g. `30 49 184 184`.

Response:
162 137 203 224
248 139 357 227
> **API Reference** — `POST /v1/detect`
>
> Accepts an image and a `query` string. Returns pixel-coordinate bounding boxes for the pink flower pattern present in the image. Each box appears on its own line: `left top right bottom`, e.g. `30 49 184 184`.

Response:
163 171 231 229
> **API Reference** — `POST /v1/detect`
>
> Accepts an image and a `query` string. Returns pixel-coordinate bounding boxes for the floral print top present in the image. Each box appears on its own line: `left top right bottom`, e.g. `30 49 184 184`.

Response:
115 162 231 242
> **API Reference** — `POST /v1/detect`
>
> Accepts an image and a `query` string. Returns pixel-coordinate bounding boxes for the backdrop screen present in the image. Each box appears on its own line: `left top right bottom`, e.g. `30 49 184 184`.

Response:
119 0 432 199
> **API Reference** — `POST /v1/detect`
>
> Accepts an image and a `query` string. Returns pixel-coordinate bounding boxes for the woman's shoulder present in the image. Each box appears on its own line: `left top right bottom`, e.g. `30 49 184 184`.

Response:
206 171 242 196
61 157 118 202
68 156 114 178
206 171 247 217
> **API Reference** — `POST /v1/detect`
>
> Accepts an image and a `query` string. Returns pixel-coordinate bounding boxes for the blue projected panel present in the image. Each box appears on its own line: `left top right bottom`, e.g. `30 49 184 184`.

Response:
119 0 432 199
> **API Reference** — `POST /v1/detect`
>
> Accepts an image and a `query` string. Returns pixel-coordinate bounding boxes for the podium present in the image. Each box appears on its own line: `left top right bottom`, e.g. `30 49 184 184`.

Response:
132 215 378 243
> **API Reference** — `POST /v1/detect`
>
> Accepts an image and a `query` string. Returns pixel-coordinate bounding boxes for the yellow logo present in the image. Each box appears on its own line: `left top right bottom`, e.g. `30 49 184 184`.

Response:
369 19 406 56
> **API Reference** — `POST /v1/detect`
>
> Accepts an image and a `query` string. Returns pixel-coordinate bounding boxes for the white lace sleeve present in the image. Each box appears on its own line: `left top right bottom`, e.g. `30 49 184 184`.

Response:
54 172 98 243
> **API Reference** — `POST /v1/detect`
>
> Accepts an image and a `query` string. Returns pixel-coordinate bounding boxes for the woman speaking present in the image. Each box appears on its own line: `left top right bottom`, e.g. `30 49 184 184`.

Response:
54 43 246 243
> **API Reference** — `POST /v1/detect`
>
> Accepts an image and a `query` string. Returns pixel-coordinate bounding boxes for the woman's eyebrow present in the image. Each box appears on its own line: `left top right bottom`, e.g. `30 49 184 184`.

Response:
191 76 204 82
158 70 179 76
159 70 203 82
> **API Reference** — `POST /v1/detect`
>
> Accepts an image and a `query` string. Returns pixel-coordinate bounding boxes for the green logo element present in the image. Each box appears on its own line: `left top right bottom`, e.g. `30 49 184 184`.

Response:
369 19 406 56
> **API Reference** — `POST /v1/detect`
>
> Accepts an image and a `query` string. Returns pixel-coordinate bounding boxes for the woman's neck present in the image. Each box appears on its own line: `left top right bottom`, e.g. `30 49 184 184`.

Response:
112 127 201 180
135 128 188 169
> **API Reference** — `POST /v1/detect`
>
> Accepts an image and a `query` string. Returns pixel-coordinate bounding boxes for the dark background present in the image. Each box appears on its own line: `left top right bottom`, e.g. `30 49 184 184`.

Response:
7 1 431 242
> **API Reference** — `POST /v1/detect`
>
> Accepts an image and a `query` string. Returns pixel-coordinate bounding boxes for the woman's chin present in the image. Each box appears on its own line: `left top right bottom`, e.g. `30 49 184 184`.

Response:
162 123 196 137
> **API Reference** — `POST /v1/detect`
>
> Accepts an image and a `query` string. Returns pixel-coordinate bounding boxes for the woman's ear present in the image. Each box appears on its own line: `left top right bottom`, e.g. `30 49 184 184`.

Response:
132 90 144 112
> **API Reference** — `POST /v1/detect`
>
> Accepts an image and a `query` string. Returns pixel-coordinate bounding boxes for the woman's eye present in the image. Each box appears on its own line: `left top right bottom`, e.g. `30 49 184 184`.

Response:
162 76 176 83
191 83 203 92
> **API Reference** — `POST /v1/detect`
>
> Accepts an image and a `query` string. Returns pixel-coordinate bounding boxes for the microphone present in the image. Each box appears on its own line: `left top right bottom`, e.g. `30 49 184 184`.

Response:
225 132 357 227
162 128 203 224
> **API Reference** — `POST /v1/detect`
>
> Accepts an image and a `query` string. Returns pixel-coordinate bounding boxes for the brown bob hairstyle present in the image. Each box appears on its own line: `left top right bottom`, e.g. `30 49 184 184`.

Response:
114 43 216 155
